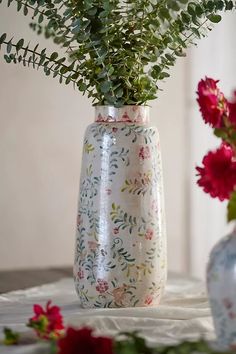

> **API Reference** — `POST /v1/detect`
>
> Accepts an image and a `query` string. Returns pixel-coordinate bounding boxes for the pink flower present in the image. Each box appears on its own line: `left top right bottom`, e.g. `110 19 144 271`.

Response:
105 188 112 195
197 77 229 128
78 268 84 280
144 295 153 306
145 228 154 240
113 227 119 234
196 143 236 201
28 301 64 339
139 146 151 160
88 241 99 251
96 279 109 294
58 327 114 354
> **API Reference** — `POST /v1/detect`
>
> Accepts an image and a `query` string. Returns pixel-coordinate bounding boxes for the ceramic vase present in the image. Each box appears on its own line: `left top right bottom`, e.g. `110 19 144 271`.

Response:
207 226 236 350
74 106 166 308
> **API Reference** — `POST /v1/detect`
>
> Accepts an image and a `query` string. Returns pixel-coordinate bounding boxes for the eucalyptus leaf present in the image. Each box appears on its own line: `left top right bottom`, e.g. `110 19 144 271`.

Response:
207 14 222 23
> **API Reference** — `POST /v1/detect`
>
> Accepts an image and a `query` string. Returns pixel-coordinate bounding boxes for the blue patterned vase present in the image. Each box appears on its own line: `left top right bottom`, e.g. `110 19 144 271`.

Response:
74 106 166 308
207 227 236 350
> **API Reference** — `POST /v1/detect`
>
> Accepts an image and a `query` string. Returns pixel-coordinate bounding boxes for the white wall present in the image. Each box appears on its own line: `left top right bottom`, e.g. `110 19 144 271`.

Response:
0 4 188 272
188 13 236 279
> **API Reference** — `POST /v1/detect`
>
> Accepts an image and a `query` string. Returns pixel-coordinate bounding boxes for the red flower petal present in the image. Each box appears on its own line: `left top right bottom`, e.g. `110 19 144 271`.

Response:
58 327 113 354
196 143 236 201
197 77 229 128
33 304 44 316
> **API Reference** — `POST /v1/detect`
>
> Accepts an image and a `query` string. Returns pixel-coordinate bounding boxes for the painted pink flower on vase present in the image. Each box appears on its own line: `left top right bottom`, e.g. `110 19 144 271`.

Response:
113 227 119 235
88 241 99 251
144 295 153 306
139 146 151 160
145 228 154 240
96 279 109 294
78 268 84 280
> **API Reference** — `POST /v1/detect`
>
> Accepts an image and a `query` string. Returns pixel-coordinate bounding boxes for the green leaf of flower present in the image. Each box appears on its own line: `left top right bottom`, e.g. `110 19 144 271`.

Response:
3 328 20 345
228 192 236 222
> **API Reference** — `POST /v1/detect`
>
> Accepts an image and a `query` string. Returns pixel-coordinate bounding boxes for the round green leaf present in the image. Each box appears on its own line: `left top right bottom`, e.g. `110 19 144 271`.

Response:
207 14 222 23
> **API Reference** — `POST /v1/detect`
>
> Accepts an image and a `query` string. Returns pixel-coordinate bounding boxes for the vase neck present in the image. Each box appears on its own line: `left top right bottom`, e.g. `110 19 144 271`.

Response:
95 106 150 124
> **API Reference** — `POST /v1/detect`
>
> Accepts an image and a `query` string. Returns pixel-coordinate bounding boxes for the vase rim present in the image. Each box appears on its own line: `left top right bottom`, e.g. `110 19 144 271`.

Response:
94 105 150 123
94 104 150 108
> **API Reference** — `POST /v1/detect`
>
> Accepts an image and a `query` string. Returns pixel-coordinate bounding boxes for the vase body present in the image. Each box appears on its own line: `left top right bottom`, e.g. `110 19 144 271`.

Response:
74 106 166 308
207 227 236 350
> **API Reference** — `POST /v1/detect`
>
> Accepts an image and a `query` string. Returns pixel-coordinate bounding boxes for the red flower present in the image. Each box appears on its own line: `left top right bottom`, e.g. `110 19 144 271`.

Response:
228 91 236 126
95 279 109 293
197 77 229 128
139 146 151 160
58 327 114 354
28 301 64 339
196 143 236 201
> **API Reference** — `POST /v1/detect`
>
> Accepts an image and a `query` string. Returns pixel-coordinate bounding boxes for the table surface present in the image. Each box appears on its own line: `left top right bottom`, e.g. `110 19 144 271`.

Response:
0 267 72 294
0 273 215 354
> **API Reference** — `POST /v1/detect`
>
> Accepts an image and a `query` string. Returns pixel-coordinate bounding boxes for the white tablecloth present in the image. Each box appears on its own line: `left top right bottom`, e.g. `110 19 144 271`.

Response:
0 274 215 353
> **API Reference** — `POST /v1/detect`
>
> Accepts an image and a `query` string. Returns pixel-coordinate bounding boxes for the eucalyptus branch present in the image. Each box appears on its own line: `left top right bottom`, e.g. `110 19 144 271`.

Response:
1 0 236 107
0 37 77 74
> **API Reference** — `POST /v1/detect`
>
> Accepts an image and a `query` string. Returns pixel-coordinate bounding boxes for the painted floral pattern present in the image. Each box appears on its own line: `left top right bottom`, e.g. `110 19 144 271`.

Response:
74 106 166 308
207 230 236 350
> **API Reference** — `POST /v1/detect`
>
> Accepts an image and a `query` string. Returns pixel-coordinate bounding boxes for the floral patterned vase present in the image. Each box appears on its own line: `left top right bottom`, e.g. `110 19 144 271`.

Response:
207 227 236 350
74 106 166 308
